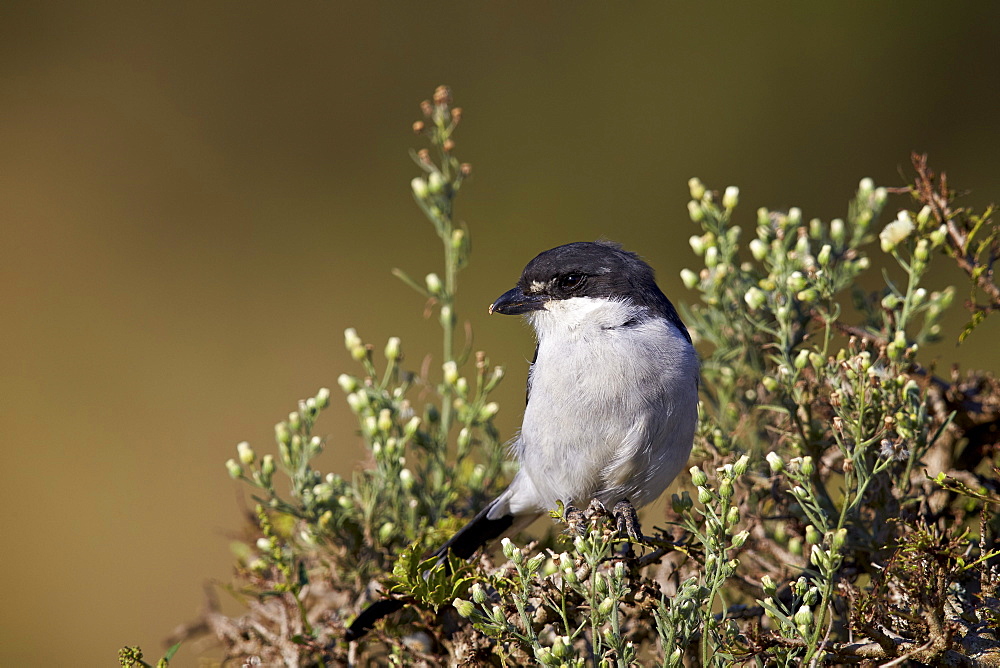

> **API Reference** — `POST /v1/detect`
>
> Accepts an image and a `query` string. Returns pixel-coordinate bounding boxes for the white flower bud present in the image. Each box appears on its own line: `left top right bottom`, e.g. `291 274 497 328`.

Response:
451 228 466 251
425 272 443 295
552 636 571 659
749 238 767 261
688 177 706 201
453 598 475 618
704 246 718 268
347 392 367 414
442 360 459 386
526 552 546 574
260 454 275 477
411 177 429 199
344 328 362 351
479 402 500 421
403 416 421 439
377 409 393 434
689 235 706 256
733 454 750 476
501 537 522 564
744 286 766 310
794 604 813 634
916 204 932 226
236 441 255 465
726 505 740 526
687 200 704 223
832 527 847 551
787 271 807 292
795 234 810 258
315 387 331 409
384 336 402 362
817 244 832 266
337 374 359 394
810 544 827 568
929 224 947 247
830 218 845 244
689 466 708 486
427 171 445 194
722 186 739 210
757 207 770 228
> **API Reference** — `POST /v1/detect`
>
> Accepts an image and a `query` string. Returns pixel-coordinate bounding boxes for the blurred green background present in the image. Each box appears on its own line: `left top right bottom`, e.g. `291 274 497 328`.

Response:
2 2 999 665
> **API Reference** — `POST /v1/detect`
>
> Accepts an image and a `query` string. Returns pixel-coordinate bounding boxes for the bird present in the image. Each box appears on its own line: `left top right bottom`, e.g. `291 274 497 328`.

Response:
345 240 700 641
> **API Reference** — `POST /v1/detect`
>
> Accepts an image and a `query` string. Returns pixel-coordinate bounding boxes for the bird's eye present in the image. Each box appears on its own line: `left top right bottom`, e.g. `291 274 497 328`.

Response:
558 273 585 291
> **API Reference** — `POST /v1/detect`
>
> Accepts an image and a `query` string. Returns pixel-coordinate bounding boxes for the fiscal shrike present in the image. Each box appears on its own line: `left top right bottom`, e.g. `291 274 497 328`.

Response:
346 241 700 640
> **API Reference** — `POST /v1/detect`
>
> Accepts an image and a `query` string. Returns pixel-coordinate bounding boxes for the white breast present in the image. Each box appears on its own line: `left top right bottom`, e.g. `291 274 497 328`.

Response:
505 296 699 514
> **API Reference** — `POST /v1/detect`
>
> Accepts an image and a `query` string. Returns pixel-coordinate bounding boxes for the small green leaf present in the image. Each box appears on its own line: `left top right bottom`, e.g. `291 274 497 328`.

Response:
958 310 986 343
162 643 182 661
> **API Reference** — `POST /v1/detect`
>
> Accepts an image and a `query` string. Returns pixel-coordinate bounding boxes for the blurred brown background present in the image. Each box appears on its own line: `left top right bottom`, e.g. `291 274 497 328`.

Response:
2 3 999 665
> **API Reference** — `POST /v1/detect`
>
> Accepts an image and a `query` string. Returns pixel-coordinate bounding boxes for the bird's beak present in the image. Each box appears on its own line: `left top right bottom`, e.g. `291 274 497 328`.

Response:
489 286 549 315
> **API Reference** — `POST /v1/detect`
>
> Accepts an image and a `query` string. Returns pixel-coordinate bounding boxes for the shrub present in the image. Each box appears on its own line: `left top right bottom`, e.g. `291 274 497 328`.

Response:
126 88 1000 668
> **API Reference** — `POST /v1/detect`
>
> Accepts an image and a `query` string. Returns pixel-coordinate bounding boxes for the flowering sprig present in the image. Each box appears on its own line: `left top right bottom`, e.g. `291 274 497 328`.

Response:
674 172 999 665
893 153 999 342
666 456 750 666
453 518 643 668
202 89 510 664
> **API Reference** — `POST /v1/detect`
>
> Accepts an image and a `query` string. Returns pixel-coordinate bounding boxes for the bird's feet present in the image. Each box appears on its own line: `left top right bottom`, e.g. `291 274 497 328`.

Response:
612 499 643 542
565 499 643 543
564 499 610 534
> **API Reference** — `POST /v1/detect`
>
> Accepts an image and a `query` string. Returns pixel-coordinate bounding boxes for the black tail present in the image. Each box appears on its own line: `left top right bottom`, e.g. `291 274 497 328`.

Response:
344 598 405 641
344 503 516 641
432 501 516 561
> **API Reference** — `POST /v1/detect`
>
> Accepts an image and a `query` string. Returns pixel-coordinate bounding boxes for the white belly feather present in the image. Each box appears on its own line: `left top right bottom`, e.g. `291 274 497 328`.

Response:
502 297 699 515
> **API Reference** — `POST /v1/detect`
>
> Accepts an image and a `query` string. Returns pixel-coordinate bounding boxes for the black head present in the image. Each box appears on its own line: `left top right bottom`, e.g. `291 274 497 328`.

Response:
489 241 690 339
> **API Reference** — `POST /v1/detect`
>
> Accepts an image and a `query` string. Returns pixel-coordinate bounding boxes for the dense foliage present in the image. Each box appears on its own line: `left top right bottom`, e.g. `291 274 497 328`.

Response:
123 88 1000 668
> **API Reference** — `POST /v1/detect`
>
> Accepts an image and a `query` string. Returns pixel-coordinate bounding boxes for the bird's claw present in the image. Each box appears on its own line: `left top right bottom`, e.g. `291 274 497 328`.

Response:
566 499 612 534
584 498 607 521
567 499 643 542
612 499 643 542
565 504 586 534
